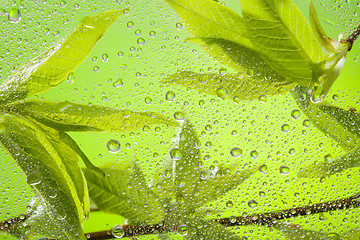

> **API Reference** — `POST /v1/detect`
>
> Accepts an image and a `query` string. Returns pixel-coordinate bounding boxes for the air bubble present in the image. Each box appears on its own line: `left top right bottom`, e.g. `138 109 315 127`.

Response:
107 139 121 153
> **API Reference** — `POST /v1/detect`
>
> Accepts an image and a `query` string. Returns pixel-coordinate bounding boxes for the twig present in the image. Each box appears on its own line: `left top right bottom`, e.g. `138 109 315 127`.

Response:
0 212 32 232
85 193 360 239
344 23 360 51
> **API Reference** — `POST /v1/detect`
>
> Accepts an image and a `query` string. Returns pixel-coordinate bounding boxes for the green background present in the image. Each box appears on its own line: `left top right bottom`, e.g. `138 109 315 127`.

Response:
0 0 359 239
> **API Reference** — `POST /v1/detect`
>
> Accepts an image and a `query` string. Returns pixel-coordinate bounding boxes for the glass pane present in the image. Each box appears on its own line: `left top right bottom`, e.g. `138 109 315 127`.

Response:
0 0 359 239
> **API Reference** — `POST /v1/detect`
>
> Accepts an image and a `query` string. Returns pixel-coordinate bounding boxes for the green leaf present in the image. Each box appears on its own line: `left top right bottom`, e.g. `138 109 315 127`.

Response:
273 222 339 240
0 9 124 104
8 100 179 132
309 0 334 54
0 116 86 240
163 70 295 101
193 164 257 208
166 0 252 48
292 86 360 151
83 161 165 225
298 148 360 178
240 0 325 86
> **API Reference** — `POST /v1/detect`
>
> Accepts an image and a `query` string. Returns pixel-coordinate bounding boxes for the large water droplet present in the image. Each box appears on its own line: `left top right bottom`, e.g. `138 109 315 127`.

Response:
280 166 290 175
165 91 175 102
177 224 188 236
248 200 258 209
230 148 242 158
216 87 227 100
291 109 301 120
26 172 43 186
174 111 185 120
281 124 290 133
113 78 123 88
112 226 125 238
102 53 109 62
170 148 182 160
8 8 21 23
226 200 234 209
107 139 121 153
174 177 185 187
259 165 268 174
250 150 258 159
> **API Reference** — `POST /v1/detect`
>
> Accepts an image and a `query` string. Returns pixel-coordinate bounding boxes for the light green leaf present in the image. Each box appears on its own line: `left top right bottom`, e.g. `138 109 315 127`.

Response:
163 70 295 101
8 100 179 132
292 86 360 151
193 164 257 208
188 220 242 240
273 222 339 240
309 0 334 54
298 148 360 178
240 0 325 86
0 9 124 104
166 0 252 48
83 161 165 225
343 229 360 240
0 116 86 240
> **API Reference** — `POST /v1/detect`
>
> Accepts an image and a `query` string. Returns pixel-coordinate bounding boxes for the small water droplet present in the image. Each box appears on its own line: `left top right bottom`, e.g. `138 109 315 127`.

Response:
199 100 205 108
127 21 134 28
258 95 267 102
230 148 242 158
247 69 254 77
142 125 150 133
259 165 268 174
64 71 75 84
107 139 121 153
289 148 295 155
113 78 123 88
177 224 188 236
93 66 100 72
226 200 234 209
324 154 334 163
199 74 209 84
120 64 127 69
199 171 207 180
303 119 311 128
259 191 266 197
216 87 227 100
60 0 67 7
165 91 175 102
102 53 109 62
332 94 339 101
219 68 227 76
193 140 201 149
174 111 185 120
164 169 171 178
26 172 43 186
248 200 258 209
280 166 290 175
250 150 258 159
112 226 125 238
174 177 185 187
145 97 152 104
170 148 182 160
291 109 301 119
281 124 290 133
137 38 145 45
176 22 183 30
8 8 21 23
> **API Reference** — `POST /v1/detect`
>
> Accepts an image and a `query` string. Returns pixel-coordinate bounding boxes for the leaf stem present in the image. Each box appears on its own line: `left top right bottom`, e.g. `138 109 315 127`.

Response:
344 23 360 51
85 193 360 239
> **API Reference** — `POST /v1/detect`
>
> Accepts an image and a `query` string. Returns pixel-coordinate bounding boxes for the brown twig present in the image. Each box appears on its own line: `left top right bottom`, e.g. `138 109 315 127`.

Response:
86 193 360 239
0 212 32 233
344 23 360 51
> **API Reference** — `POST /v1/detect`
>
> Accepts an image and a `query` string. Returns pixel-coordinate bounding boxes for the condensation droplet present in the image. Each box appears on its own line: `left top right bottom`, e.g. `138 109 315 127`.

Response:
145 97 152 104
291 109 301 119
280 166 290 175
137 38 145 45
107 139 121 153
248 200 258 209
170 148 182 160
174 111 185 120
113 78 123 88
102 53 109 62
250 150 258 159
219 68 227 76
193 140 201 149
303 119 311 128
281 124 290 133
142 125 150 133
8 8 21 23
60 0 67 7
112 226 125 238
127 21 134 28
67 72 75 84
174 177 185 187
165 91 175 102
216 87 227 100
332 94 339 101
259 164 268 174
26 172 43 186
230 148 242 158
177 224 188 236
226 201 234 209
120 64 127 69
176 22 183 30
258 95 267 102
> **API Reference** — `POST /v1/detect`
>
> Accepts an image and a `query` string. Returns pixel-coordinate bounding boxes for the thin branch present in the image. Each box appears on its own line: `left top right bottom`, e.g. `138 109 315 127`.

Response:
85 193 360 239
0 212 32 233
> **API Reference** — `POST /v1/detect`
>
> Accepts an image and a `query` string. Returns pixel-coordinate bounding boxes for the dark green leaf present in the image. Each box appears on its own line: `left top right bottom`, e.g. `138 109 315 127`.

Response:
83 161 164 225
0 9 124 104
9 100 179 132
0 115 86 240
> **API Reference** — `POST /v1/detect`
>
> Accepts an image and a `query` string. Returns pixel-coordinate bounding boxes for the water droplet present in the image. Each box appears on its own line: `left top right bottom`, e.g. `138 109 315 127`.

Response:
193 140 201 149
291 109 301 119
149 31 156 37
120 64 127 69
259 165 268 174
281 124 290 133
248 200 258 209
250 150 258 159
176 22 183 30
60 0 67 7
165 91 175 102
0 9 8 16
170 148 182 160
205 141 212 149
230 148 242 158
102 53 109 62
199 100 205 108
199 74 209 84
174 111 185 120
137 38 145 45
280 166 290 175
226 201 234 209
247 69 254 77
177 224 188 236
289 148 295 155
67 72 75 84
174 177 185 187
205 124 212 131
93 66 100 72
127 21 134 28
258 95 267 102
112 226 125 238
233 96 240 103
107 139 121 153
164 169 171 178
26 172 43 185
332 94 339 101
259 191 266 197
199 171 207 180
219 68 227 76
142 125 150 133
310 86 324 103
303 119 311 128
8 8 21 23
113 78 123 88
144 97 152 104
216 87 227 100
324 154 334 163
